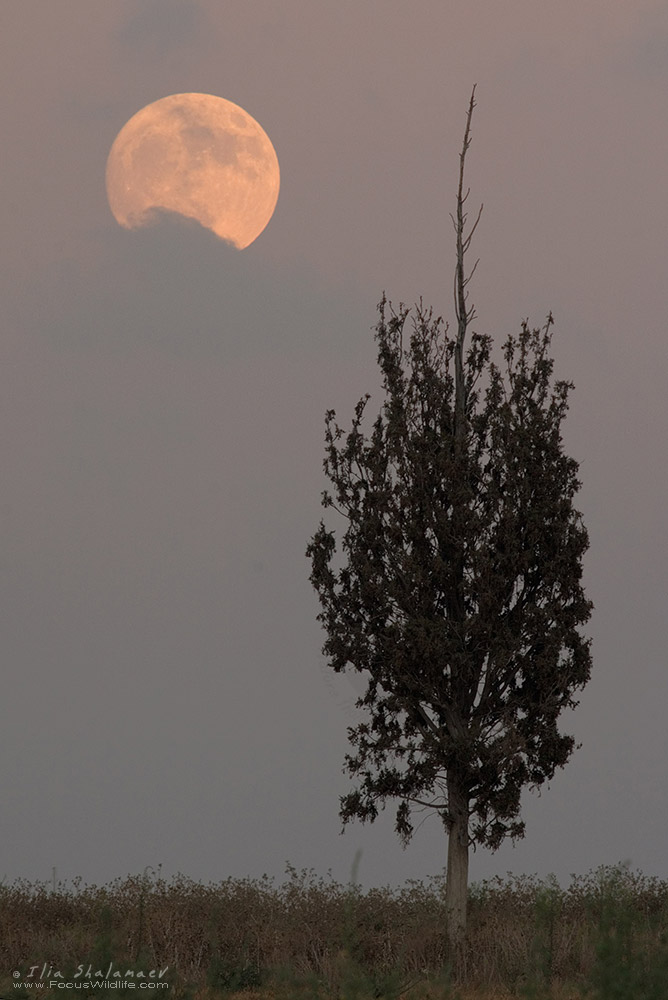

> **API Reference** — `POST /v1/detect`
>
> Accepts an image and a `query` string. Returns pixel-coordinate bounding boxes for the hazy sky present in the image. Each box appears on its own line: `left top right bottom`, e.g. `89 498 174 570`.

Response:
2 1 667 892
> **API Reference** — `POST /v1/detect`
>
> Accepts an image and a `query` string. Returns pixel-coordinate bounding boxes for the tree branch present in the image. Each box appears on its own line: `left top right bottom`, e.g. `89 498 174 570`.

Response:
453 85 481 449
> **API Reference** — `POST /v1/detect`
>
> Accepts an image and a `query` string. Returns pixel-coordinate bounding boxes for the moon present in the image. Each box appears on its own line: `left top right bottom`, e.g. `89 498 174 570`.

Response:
105 93 280 249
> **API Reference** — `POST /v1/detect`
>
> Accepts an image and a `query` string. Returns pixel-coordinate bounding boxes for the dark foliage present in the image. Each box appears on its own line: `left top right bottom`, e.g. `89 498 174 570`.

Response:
307 293 592 852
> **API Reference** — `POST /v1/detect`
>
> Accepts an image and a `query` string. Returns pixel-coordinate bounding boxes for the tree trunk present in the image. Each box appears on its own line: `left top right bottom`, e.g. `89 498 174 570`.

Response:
445 774 470 979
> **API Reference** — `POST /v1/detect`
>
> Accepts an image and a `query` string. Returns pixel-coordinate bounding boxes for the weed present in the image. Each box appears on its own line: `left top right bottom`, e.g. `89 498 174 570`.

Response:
1 862 667 998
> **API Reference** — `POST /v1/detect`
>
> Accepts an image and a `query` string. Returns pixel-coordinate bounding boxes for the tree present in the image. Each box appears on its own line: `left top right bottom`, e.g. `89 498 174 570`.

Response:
306 89 593 969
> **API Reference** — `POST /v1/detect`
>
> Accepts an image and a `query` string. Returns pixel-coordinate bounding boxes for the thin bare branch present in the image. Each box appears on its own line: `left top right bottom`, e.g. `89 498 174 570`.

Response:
454 86 481 448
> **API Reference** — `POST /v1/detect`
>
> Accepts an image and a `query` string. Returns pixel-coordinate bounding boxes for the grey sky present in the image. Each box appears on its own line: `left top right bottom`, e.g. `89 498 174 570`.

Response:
1 1 667 891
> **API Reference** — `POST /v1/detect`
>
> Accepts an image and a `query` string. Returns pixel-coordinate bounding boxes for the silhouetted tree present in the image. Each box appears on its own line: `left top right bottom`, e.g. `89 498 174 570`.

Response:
306 90 593 969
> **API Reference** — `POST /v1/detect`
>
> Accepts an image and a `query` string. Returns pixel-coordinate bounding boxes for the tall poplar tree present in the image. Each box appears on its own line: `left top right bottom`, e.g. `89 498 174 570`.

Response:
306 91 592 966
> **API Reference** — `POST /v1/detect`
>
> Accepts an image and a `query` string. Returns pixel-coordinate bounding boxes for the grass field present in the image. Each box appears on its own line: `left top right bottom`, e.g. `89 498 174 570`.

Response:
2 862 667 999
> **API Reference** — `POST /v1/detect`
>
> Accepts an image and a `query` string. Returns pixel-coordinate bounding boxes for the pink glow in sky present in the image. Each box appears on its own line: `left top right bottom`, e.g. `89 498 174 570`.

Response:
1 1 667 890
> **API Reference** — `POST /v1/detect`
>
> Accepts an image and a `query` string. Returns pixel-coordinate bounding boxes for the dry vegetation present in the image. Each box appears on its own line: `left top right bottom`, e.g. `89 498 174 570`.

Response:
1 863 667 999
